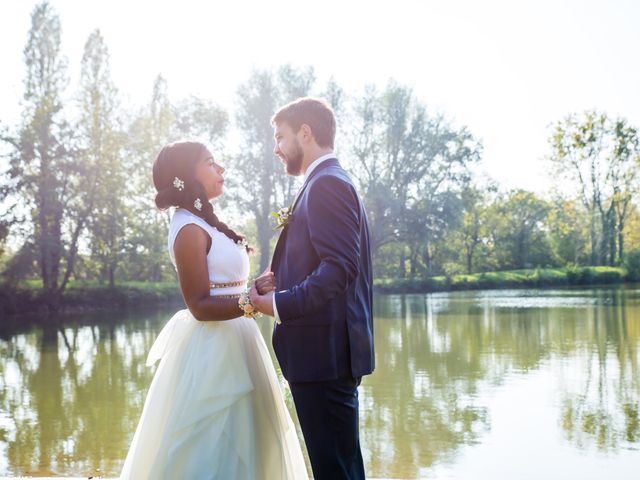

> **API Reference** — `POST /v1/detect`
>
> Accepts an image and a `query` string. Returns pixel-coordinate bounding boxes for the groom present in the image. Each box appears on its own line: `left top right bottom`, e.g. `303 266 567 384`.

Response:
250 97 374 479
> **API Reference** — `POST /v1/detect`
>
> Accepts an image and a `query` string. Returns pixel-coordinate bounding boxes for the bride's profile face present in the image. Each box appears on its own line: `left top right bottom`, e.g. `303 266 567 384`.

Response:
194 148 225 199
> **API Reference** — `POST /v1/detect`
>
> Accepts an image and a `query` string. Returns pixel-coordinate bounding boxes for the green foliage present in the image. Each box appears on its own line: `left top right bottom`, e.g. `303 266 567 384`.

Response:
623 249 640 281
547 200 589 265
549 111 640 266
3 5 640 313
486 190 553 270
375 266 626 293
231 65 316 271
1 280 182 315
348 82 481 264
77 29 126 288
1 2 76 309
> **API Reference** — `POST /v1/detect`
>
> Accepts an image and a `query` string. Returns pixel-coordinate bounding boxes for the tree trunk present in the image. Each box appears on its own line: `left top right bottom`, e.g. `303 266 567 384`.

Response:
600 210 614 266
409 246 418 278
618 222 625 264
589 214 597 266
466 243 475 274
423 241 433 275
398 245 406 279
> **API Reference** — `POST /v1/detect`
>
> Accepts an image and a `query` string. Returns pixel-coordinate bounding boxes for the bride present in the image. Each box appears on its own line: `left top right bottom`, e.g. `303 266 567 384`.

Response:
120 141 307 479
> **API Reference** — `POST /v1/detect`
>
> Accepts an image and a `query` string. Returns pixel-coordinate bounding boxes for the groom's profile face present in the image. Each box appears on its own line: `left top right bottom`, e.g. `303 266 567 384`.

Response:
273 121 304 176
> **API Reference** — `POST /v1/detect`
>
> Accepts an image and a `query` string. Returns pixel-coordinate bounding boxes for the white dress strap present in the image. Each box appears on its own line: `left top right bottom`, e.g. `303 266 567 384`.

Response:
167 210 215 267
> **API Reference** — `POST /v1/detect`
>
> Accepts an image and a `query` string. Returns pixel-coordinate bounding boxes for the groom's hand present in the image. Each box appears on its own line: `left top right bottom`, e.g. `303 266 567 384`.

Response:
249 283 275 316
255 271 276 295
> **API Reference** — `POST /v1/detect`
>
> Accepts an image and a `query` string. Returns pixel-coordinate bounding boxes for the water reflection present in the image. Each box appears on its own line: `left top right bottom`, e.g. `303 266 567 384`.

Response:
355 289 640 478
0 288 639 478
556 289 640 452
0 311 167 477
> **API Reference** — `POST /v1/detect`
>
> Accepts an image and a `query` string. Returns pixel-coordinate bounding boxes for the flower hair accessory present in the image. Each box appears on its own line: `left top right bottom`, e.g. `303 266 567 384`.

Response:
236 238 249 248
194 198 203 211
239 290 262 318
173 177 185 191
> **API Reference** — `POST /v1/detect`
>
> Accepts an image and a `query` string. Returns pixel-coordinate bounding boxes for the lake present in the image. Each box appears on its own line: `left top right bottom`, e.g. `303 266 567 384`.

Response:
1 287 639 479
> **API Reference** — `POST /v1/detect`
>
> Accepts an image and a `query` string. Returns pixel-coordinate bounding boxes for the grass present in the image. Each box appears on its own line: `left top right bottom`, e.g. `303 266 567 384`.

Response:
374 266 628 293
1 280 182 316
1 266 631 316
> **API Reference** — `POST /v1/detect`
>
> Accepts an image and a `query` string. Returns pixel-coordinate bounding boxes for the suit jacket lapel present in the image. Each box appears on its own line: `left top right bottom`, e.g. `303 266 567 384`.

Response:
291 158 339 211
272 158 339 266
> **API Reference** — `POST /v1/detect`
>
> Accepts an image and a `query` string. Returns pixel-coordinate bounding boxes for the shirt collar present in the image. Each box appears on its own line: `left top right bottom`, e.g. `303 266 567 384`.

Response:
303 153 335 181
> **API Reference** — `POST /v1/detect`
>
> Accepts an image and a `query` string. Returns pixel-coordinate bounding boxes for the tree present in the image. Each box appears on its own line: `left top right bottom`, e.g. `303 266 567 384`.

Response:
546 199 589 265
123 76 229 281
489 190 551 270
610 119 640 263
124 76 176 281
549 112 607 265
232 66 315 271
173 95 229 151
77 29 126 287
454 184 496 274
347 85 396 253
0 2 78 310
549 111 640 266
348 82 481 276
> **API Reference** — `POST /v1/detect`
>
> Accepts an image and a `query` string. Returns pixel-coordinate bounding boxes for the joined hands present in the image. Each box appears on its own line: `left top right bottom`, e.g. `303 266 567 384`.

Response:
249 271 276 316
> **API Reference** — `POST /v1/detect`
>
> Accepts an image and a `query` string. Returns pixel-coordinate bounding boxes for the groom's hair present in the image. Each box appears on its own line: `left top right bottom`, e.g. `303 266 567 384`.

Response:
271 97 336 149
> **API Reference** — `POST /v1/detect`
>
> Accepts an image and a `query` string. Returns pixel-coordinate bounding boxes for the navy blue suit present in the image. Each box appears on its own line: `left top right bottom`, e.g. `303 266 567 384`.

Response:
272 158 374 479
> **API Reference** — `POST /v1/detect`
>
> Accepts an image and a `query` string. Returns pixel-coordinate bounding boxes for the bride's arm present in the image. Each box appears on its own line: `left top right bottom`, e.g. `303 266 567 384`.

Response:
173 224 243 321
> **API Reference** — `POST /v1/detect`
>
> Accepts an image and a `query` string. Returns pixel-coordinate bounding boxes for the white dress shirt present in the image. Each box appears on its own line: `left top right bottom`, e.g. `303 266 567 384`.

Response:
272 153 335 323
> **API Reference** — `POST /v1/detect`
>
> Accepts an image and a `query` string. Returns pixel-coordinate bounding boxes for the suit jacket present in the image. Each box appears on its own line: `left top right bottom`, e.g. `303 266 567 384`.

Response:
272 158 375 383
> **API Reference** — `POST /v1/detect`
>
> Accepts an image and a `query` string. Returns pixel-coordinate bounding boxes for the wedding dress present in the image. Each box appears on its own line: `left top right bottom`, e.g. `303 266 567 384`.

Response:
120 209 308 479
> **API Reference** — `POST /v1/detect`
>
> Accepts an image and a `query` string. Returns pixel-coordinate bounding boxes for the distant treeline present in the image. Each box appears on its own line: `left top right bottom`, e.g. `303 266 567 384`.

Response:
1 2 640 313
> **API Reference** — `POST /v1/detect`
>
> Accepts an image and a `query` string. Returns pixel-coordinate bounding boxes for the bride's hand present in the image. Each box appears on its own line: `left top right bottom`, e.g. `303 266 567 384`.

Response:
249 282 274 316
255 271 276 295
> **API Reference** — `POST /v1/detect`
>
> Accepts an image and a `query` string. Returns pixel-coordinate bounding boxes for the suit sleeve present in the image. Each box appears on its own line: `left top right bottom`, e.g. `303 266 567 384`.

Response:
274 175 360 321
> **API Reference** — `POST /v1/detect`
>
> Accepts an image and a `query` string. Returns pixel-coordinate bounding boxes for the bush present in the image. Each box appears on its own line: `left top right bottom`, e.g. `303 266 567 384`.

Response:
591 267 624 284
0 282 183 317
373 265 626 294
624 249 640 282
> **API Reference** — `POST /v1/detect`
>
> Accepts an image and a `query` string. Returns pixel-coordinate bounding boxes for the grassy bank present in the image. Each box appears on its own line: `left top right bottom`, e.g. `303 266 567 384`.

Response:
0 281 182 316
0 266 632 316
373 266 629 293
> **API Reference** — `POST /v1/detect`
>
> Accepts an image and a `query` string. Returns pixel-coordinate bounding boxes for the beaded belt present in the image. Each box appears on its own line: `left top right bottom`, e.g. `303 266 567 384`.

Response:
209 280 246 289
212 293 241 299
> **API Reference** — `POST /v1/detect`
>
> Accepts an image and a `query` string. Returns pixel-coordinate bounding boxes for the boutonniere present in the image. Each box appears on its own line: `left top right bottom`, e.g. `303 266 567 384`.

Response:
271 205 293 230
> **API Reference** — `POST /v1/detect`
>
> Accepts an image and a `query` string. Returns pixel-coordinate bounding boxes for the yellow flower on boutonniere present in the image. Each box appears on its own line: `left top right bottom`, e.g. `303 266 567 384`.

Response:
271 205 293 230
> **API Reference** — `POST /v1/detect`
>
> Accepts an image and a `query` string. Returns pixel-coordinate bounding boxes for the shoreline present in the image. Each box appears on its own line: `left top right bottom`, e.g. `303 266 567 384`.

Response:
374 266 629 293
0 266 633 318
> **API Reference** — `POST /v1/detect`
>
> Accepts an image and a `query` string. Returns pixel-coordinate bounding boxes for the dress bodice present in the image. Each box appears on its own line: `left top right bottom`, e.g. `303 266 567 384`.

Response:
167 209 250 295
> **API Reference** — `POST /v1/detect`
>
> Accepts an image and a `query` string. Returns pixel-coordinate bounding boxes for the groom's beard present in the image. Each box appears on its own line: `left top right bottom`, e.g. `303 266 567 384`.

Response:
285 140 304 176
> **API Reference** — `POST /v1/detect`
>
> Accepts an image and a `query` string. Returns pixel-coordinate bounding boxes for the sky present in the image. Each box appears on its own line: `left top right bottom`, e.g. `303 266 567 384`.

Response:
1 0 639 194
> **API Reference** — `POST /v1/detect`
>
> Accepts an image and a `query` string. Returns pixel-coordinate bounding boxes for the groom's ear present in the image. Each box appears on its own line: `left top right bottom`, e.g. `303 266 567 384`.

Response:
299 123 314 145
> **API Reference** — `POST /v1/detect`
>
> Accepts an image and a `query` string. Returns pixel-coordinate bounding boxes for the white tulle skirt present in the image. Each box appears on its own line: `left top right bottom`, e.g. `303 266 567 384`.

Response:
120 309 308 480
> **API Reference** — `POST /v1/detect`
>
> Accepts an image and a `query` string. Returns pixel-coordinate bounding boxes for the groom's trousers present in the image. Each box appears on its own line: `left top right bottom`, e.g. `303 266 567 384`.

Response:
289 376 365 480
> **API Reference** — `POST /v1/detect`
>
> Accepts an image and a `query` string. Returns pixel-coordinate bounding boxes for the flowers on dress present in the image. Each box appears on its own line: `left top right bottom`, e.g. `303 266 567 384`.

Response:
194 198 203 211
271 205 293 230
173 177 185 191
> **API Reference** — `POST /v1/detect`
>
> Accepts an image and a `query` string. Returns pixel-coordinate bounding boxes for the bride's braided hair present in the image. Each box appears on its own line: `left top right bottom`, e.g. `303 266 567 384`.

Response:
153 141 250 252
